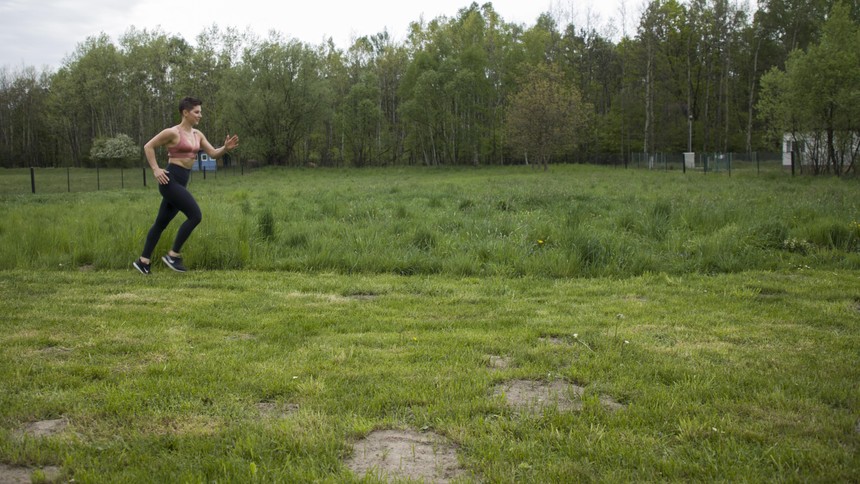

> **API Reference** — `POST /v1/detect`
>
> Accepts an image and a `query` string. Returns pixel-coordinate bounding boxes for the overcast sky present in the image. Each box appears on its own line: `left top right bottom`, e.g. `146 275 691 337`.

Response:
0 0 631 71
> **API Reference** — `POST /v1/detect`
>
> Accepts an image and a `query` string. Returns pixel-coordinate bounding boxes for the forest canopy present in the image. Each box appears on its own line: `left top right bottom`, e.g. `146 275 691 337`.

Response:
1 0 857 174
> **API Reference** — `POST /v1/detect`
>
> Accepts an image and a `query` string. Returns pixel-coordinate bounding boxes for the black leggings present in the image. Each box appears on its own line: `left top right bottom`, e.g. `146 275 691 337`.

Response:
141 165 201 259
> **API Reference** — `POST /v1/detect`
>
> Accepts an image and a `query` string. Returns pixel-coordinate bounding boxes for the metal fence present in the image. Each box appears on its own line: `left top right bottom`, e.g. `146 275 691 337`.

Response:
0 152 811 195
624 151 787 175
0 164 252 195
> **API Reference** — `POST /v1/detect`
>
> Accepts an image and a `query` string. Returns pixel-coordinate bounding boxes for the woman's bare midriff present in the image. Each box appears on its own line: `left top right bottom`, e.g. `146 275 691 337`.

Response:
169 158 195 170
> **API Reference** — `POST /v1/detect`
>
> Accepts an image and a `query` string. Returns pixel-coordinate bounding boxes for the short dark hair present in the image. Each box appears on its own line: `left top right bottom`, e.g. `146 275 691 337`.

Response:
178 97 202 114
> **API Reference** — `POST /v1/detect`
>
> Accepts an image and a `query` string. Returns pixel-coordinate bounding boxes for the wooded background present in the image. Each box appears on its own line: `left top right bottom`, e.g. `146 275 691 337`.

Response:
1 0 857 174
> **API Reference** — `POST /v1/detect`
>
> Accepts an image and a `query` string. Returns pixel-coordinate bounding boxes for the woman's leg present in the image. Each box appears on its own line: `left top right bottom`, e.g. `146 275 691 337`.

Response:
164 183 202 254
141 198 179 260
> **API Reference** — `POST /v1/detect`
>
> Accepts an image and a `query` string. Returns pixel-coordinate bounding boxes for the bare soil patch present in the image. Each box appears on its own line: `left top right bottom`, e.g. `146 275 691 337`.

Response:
487 355 511 370
37 346 72 356
539 336 567 345
256 401 299 418
345 429 465 483
494 379 584 413
0 464 61 484
22 418 67 438
494 379 624 415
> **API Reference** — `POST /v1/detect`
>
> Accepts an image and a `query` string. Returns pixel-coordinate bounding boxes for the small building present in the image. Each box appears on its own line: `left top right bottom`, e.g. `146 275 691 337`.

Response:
192 150 217 171
783 132 860 168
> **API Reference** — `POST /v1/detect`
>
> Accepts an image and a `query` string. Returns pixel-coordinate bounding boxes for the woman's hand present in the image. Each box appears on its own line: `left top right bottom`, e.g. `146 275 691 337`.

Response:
223 134 239 152
154 167 170 185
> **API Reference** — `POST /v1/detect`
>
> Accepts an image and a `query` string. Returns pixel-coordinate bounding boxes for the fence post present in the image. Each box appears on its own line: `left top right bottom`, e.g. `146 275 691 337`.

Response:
143 166 147 187
203 167 207 180
30 167 35 194
67 167 71 192
97 164 101 191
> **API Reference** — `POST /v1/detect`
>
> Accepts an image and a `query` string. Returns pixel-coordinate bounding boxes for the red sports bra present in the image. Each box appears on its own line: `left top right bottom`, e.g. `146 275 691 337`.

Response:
167 129 200 159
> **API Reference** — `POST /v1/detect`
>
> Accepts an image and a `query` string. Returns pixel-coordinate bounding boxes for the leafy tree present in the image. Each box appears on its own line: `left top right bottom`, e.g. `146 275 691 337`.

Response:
505 63 588 170
758 2 859 174
0 66 53 167
342 72 382 167
1 1 856 170
221 34 326 165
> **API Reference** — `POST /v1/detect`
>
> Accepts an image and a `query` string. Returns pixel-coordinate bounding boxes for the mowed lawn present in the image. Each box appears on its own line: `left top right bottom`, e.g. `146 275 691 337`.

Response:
0 165 858 482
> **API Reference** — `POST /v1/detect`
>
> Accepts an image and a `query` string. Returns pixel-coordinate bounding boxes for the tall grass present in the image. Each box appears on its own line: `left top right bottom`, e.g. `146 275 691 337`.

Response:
0 165 857 276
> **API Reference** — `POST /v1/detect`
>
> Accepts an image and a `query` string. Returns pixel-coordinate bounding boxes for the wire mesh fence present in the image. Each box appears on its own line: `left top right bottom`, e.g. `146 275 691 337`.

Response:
0 152 803 195
0 164 252 195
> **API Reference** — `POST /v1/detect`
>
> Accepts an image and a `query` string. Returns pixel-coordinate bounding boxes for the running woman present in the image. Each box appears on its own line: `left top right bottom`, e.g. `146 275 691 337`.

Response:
133 97 239 274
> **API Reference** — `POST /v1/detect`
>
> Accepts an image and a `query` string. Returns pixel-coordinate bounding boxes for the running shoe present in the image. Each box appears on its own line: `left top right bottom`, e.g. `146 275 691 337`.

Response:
162 254 187 272
132 258 151 275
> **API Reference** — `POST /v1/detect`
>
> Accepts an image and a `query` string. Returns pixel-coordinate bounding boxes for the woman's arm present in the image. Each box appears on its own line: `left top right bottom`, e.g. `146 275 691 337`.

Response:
144 128 178 185
199 132 239 159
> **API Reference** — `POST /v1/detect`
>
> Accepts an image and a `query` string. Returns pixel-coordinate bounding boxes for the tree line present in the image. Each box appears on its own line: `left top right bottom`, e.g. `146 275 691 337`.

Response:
1 0 857 173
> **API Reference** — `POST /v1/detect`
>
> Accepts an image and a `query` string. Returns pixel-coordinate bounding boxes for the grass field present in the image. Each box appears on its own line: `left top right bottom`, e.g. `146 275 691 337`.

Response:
0 164 858 276
0 165 858 482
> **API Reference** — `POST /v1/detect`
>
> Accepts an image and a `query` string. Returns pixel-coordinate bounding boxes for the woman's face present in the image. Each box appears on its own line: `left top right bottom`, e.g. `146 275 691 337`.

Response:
183 105 202 125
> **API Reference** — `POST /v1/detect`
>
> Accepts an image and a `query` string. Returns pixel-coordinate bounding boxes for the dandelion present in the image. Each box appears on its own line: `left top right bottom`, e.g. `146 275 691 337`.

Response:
537 239 545 245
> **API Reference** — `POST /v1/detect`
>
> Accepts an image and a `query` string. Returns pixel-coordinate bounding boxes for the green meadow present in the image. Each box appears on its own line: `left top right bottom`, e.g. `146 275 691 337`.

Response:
0 165 858 482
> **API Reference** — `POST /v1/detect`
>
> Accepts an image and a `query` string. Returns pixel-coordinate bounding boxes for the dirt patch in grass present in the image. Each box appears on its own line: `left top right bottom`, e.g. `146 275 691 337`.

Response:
487 355 511 370
37 346 72 356
494 379 624 415
495 379 584 413
539 336 567 345
345 429 465 483
21 418 67 438
343 292 380 301
0 464 62 483
754 286 788 299
285 291 379 303
256 402 299 418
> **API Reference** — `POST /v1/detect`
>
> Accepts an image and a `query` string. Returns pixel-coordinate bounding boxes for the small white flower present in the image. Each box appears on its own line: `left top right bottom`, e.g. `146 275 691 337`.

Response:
624 340 630 344
573 333 578 338
292 376 298 379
